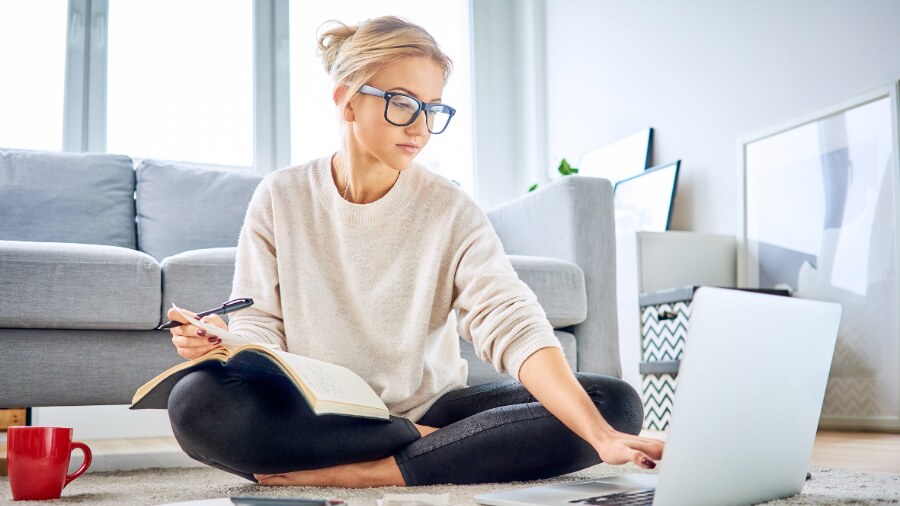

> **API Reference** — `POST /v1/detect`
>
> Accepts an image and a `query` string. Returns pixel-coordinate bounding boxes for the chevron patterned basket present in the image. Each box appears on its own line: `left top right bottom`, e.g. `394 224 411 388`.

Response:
641 373 677 430
639 288 692 430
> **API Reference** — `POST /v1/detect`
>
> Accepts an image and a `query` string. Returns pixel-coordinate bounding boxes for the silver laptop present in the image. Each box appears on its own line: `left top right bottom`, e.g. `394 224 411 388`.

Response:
475 287 841 506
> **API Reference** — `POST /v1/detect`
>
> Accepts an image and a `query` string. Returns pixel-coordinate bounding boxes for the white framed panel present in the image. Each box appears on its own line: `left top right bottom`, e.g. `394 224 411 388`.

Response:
737 81 900 430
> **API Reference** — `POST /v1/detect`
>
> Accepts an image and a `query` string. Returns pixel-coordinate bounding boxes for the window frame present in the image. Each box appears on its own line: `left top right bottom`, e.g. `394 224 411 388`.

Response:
60 0 290 174
62 0 106 152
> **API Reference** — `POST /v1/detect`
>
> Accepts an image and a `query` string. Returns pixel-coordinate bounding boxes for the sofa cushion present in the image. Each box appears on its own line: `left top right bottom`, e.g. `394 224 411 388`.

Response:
135 160 262 262
463 330 577 385
0 240 160 329
159 247 240 326
508 255 587 328
0 148 137 248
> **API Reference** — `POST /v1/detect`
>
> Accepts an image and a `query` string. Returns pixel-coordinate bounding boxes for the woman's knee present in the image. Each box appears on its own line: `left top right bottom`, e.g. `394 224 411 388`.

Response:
574 372 644 435
167 368 254 445
169 369 218 435
169 369 289 464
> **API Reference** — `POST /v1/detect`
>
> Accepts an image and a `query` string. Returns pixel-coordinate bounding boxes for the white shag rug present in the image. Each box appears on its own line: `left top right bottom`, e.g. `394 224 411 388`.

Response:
1 464 898 505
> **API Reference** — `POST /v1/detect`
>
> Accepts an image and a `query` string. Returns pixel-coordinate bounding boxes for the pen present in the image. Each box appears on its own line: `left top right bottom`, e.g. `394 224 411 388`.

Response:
155 298 254 330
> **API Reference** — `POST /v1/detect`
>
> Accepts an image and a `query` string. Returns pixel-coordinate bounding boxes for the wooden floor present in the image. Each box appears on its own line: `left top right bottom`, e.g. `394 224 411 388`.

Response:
808 430 900 474
2 430 899 476
639 429 900 474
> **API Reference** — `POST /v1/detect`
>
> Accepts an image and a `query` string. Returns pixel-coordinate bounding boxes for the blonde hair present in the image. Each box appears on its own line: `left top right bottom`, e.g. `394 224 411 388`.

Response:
317 16 453 114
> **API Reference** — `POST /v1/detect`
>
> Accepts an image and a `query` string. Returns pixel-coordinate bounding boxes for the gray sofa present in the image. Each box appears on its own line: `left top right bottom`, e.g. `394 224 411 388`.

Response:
0 148 619 408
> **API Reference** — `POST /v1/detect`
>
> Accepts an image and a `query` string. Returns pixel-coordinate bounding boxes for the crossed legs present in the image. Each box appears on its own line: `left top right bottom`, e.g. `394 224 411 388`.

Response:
167 368 643 487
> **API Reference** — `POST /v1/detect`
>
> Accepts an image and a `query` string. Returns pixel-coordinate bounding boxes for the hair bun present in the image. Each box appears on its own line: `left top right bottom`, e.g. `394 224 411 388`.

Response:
317 20 358 74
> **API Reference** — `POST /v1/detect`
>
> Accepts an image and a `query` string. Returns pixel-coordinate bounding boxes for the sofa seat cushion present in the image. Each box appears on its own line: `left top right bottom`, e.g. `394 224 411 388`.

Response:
0 240 160 329
159 247 239 326
0 148 137 248
136 160 262 262
508 255 586 328
463 330 577 385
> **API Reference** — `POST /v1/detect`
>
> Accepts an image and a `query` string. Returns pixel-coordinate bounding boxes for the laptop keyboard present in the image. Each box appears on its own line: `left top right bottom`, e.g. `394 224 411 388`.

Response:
568 489 655 505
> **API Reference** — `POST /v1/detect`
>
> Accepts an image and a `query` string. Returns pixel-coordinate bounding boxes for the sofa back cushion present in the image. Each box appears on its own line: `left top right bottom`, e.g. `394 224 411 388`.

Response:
0 148 137 248
135 160 262 261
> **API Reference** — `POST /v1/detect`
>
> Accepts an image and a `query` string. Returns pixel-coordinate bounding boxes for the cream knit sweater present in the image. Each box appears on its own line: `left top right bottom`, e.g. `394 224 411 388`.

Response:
226 155 562 422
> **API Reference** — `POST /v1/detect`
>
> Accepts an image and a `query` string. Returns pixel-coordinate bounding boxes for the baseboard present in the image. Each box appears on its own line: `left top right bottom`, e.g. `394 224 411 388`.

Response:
1 436 204 475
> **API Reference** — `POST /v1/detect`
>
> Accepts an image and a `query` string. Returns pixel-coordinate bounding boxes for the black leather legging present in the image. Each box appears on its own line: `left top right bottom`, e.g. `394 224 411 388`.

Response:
167 367 644 486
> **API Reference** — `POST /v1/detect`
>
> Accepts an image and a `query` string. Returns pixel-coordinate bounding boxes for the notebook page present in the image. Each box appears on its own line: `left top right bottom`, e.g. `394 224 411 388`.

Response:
272 350 386 409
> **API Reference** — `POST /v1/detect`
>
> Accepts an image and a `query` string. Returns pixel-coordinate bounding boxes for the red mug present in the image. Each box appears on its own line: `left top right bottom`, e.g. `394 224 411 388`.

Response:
7 426 92 501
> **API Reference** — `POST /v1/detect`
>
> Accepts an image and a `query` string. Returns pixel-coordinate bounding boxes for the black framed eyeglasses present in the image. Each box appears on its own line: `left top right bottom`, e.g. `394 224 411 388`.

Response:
358 84 456 134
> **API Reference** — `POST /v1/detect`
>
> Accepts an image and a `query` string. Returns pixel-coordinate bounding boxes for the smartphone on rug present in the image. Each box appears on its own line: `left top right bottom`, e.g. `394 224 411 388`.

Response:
231 497 342 506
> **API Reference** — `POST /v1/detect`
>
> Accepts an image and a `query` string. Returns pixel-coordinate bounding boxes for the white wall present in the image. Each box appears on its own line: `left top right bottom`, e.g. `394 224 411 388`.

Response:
32 405 174 440
544 0 900 234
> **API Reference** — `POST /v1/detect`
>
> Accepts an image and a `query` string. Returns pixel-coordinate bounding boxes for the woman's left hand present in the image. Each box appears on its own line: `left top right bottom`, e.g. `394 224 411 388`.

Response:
591 430 664 469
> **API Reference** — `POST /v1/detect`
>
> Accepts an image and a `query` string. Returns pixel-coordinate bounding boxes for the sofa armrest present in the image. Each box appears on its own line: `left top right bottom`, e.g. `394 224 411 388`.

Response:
485 176 620 377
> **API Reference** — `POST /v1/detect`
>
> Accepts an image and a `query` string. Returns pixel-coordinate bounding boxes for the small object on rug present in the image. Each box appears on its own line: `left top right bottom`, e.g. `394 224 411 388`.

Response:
378 492 450 506
160 497 345 506
232 496 343 505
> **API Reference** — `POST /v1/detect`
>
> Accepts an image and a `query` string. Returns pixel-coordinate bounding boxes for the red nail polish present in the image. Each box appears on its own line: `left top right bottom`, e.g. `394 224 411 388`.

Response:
197 329 206 337
641 458 656 469
194 315 201 320
208 337 217 343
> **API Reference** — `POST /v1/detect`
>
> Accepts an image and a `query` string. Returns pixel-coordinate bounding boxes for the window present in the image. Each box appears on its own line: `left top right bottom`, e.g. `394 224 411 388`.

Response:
289 1 474 193
0 0 68 151
2 0 475 185
106 0 253 167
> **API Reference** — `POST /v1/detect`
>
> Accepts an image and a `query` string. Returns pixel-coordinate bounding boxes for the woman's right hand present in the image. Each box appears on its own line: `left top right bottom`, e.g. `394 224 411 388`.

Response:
167 307 229 360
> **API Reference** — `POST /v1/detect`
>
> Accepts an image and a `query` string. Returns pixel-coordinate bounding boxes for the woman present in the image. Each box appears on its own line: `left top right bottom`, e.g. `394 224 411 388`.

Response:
165 16 663 487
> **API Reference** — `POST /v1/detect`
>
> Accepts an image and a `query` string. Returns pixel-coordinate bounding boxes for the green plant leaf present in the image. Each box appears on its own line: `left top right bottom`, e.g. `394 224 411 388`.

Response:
558 158 573 176
571 167 579 174
528 183 539 192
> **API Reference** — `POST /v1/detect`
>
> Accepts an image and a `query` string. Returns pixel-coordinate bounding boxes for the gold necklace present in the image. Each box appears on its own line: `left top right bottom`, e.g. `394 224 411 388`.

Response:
343 169 351 201
336 153 351 201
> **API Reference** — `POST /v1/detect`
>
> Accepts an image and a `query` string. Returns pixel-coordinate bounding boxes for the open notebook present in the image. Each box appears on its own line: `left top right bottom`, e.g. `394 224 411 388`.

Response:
130 304 389 420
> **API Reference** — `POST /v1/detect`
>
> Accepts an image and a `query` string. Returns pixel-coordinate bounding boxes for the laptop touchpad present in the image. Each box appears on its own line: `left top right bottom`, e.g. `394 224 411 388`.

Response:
559 475 658 494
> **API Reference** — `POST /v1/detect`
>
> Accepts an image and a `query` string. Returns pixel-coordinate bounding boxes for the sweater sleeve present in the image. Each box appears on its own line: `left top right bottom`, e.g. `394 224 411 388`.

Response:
451 203 563 382
226 176 288 350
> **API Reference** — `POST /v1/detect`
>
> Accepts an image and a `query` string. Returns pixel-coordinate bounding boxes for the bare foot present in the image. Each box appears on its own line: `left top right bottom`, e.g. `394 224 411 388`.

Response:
413 423 439 437
254 455 405 488
254 425 438 487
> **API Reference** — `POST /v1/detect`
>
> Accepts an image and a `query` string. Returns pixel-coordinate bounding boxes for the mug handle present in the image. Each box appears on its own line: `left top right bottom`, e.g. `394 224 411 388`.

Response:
64 441 93 487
